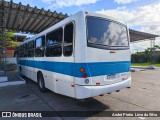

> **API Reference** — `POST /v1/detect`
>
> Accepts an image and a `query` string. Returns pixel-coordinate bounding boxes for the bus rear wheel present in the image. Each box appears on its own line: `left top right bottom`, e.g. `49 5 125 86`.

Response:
19 66 22 75
38 73 46 92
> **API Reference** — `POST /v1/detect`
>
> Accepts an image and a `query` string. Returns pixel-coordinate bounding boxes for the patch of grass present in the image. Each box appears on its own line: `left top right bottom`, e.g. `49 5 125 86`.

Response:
131 63 160 67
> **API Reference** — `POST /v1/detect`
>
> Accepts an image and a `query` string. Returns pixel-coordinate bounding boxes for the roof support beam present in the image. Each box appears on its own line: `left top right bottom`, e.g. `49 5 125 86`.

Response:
29 10 51 32
6 0 13 28
11 2 21 29
34 18 51 33
36 19 56 33
2 0 68 34
19 6 37 31
24 8 44 31
15 4 31 31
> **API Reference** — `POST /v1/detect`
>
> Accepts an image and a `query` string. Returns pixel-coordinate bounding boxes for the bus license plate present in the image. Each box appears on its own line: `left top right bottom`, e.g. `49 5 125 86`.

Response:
107 74 115 79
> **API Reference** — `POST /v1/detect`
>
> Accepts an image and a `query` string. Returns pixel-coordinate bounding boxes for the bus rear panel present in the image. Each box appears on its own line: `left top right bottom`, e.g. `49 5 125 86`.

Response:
74 12 131 99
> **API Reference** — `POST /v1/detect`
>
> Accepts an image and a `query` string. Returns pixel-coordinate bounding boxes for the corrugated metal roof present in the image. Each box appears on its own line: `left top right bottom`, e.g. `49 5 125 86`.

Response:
0 0 159 42
129 29 159 42
0 0 68 34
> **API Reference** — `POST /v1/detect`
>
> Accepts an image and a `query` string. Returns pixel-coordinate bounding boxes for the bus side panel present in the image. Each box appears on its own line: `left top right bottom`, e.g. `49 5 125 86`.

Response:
32 56 76 98
28 58 37 81
54 73 75 98
54 57 75 98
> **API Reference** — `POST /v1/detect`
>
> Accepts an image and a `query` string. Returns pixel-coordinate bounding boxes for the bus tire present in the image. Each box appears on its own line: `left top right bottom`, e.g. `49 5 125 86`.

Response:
19 66 22 76
37 72 46 92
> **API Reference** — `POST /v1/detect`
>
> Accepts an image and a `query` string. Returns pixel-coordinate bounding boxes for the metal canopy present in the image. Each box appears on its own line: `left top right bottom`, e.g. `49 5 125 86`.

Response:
0 0 159 42
0 0 68 34
129 29 159 42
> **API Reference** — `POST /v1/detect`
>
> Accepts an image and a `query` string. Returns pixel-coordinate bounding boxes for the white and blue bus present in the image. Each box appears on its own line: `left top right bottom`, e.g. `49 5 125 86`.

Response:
16 11 131 99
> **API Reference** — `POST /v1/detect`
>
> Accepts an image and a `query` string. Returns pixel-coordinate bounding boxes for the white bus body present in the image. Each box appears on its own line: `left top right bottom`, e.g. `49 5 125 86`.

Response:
16 11 131 99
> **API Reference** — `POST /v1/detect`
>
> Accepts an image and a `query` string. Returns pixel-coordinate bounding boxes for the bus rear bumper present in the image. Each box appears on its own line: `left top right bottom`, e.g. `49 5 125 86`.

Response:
75 77 131 99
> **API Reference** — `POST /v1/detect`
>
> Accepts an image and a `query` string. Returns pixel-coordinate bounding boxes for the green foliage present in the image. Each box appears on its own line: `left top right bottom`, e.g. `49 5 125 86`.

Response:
0 31 20 48
8 41 19 48
131 63 160 67
157 55 160 63
6 32 14 39
131 45 160 63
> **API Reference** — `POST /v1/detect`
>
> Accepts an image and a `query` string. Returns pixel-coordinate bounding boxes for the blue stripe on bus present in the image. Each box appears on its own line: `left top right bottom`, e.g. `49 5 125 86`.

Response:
18 60 130 78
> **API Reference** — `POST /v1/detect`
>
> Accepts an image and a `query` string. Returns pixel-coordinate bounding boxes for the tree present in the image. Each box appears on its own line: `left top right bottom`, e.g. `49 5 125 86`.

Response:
131 45 160 64
8 41 19 48
1 31 19 48
6 32 14 39
157 55 160 63
153 45 160 51
7 37 19 48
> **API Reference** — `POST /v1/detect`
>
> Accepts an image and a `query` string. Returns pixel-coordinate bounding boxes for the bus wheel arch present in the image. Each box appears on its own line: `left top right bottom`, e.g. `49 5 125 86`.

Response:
37 71 46 92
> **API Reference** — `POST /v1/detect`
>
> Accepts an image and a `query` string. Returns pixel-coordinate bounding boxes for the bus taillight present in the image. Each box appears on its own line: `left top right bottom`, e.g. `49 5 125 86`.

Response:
96 82 100 85
82 73 87 78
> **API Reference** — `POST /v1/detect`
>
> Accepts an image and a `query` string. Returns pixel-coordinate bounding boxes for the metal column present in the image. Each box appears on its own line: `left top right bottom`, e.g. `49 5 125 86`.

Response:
150 38 155 65
0 2 7 70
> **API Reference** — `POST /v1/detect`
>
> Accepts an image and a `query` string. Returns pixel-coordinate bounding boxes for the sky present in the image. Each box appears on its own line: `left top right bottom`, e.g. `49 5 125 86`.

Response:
6 0 160 52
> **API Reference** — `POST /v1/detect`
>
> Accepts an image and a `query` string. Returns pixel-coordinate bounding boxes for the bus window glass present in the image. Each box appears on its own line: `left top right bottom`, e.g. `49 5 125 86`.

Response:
24 44 28 57
28 41 34 57
87 17 129 49
21 45 25 57
35 36 45 57
36 38 42 48
46 28 62 57
19 46 22 57
63 23 74 56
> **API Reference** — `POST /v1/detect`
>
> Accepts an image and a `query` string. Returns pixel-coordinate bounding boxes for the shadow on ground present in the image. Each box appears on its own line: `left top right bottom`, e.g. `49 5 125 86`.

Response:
22 76 110 118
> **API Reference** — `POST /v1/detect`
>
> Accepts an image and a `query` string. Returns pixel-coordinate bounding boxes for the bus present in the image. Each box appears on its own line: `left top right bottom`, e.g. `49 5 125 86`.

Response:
16 11 131 99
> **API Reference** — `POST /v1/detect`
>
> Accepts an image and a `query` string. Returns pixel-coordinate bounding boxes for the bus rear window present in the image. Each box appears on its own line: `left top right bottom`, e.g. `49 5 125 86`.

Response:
87 16 129 49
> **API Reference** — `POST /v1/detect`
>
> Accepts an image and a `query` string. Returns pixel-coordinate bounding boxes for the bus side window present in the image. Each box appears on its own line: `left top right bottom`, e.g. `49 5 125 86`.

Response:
28 41 34 57
46 28 63 57
63 23 74 56
21 45 25 57
19 46 22 58
24 43 28 57
35 36 45 57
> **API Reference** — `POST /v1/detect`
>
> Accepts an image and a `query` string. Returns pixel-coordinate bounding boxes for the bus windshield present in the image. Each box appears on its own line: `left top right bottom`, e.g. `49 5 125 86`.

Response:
87 16 129 49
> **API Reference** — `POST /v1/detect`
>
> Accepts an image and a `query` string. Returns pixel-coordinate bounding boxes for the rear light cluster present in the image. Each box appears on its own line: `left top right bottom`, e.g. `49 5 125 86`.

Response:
79 67 88 78
96 82 100 85
80 67 89 84
121 72 130 81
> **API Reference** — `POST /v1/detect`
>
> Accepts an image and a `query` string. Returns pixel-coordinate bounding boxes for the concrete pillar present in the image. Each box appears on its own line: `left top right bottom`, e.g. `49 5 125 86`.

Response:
149 38 155 68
